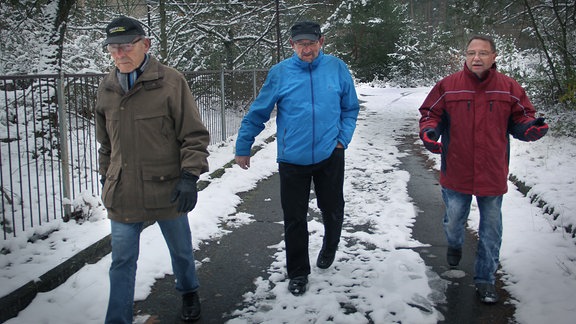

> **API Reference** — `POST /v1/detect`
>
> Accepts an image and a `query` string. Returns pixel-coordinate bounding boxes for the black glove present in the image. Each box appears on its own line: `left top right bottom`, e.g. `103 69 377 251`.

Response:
420 128 442 154
100 175 106 187
170 170 199 213
524 117 548 141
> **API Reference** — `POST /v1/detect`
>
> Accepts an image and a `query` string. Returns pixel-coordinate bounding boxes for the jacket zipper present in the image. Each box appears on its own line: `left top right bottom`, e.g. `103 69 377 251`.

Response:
309 64 315 163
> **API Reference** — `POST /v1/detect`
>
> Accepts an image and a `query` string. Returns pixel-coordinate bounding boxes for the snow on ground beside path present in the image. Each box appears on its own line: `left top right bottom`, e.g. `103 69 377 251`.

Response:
500 136 576 324
4 85 576 324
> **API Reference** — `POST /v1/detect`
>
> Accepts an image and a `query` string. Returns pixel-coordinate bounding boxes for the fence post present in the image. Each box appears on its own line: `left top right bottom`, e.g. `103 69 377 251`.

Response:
57 73 72 218
220 64 226 142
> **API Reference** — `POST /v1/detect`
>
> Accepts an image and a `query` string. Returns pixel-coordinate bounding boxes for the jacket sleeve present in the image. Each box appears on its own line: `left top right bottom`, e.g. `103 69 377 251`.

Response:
337 64 360 148
419 81 445 134
95 87 111 177
235 66 279 156
506 80 539 140
174 72 210 176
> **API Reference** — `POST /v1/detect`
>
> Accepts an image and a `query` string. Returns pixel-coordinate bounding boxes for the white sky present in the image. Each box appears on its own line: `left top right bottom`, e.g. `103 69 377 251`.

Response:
2 85 576 324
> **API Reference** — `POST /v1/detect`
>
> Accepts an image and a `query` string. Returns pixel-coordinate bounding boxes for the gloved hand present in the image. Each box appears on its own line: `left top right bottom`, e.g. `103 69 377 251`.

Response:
170 170 199 213
100 175 106 187
420 128 442 154
524 117 548 141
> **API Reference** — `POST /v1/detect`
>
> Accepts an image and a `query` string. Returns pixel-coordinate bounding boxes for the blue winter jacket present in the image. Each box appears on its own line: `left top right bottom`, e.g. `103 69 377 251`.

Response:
235 51 359 165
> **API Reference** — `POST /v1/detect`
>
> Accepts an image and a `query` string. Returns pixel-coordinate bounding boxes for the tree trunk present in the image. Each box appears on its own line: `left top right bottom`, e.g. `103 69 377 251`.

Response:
37 0 77 73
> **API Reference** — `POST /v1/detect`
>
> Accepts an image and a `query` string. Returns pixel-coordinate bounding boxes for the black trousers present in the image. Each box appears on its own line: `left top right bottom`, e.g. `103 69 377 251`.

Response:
278 148 345 279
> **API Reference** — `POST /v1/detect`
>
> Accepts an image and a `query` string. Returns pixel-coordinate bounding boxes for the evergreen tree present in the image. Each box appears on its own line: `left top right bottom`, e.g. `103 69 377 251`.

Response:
323 0 405 82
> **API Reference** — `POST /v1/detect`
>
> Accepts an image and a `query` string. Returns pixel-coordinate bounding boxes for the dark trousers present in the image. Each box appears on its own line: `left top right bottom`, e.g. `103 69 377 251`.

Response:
279 148 345 279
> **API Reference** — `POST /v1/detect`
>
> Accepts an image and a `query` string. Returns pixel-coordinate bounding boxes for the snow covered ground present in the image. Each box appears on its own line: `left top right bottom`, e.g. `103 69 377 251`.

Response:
2 85 576 323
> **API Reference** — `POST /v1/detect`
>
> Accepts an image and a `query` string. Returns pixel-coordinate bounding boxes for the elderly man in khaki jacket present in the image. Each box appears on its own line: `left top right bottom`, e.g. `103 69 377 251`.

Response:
95 16 209 323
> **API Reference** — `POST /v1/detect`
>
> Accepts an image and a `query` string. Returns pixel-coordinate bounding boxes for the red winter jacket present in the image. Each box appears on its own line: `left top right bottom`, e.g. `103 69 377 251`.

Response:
419 63 538 196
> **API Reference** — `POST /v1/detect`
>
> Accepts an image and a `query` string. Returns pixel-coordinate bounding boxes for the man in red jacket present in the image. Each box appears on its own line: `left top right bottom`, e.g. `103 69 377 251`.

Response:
418 35 548 304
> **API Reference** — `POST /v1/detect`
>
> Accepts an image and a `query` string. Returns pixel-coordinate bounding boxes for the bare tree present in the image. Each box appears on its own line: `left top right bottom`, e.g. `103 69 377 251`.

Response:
145 0 323 71
40 0 78 73
521 0 575 107
0 0 77 74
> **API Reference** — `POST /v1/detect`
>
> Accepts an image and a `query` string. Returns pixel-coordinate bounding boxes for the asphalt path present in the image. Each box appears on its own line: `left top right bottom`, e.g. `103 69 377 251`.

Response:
398 133 515 324
134 134 516 323
134 172 284 323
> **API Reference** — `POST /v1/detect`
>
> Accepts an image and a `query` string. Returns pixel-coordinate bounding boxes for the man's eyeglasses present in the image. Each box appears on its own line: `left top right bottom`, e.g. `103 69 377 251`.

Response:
294 40 319 48
107 37 143 54
465 51 493 58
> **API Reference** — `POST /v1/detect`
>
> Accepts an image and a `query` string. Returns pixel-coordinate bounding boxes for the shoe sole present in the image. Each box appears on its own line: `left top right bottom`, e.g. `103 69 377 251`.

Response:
475 285 499 304
289 288 306 296
181 314 201 322
316 260 334 269
479 297 498 304
288 278 308 296
288 283 307 296
316 252 336 269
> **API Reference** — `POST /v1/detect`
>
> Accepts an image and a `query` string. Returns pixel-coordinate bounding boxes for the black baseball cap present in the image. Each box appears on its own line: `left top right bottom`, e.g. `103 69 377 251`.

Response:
103 16 146 45
290 21 322 41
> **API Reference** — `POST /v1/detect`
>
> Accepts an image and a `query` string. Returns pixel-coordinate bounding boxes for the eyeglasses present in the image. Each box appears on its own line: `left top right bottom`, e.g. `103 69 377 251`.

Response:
294 40 319 48
465 51 493 58
107 37 143 54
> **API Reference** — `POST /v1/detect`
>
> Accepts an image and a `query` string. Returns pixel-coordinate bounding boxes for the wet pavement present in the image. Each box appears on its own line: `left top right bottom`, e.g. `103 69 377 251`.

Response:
398 133 515 324
134 172 284 323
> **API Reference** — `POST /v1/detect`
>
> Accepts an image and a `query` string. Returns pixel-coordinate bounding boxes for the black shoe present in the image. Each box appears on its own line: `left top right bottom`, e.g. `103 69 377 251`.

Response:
475 283 499 304
316 249 336 269
288 276 308 296
181 291 201 322
447 247 462 267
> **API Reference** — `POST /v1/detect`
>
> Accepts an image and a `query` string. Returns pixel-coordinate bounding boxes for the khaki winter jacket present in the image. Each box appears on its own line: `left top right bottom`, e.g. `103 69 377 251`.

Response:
96 57 209 222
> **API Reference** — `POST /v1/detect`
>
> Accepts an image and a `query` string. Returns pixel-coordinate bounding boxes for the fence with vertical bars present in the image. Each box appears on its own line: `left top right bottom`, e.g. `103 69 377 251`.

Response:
0 68 268 241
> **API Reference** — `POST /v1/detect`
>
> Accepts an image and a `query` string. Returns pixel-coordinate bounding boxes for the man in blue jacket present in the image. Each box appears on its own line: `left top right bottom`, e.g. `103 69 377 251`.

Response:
235 21 359 296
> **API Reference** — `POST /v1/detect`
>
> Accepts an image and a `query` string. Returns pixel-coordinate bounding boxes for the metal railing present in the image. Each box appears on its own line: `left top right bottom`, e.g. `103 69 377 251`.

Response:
0 68 268 241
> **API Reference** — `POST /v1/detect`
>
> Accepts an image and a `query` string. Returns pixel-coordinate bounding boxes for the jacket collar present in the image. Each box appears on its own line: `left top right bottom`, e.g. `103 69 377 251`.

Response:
291 51 325 69
464 62 497 82
104 56 164 92
115 54 150 92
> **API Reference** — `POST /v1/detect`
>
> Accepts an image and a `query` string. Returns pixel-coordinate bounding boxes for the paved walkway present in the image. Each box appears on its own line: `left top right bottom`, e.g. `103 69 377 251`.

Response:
399 134 515 324
134 173 284 323
132 133 516 323
1 135 516 323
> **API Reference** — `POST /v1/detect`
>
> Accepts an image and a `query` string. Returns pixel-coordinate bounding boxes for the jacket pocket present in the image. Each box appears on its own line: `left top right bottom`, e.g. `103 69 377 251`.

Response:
485 91 513 114
444 91 475 107
102 163 122 209
486 91 513 135
141 164 180 209
134 109 174 153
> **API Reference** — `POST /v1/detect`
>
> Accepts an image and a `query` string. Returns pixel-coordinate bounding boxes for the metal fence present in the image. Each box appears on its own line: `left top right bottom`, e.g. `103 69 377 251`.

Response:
0 68 268 241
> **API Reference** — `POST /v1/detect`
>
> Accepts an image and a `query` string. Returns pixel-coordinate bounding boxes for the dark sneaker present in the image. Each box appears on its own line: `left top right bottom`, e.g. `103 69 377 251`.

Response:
181 291 201 322
288 276 308 296
447 247 462 267
475 283 499 304
316 249 336 269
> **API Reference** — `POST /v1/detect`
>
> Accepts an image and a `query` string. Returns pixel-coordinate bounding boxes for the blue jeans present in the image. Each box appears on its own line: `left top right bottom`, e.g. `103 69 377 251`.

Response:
441 187 503 284
105 214 199 324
